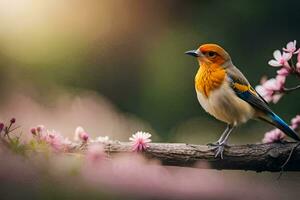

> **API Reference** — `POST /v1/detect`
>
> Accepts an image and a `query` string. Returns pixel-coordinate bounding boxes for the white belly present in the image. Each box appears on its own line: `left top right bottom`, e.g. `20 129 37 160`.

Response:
196 82 255 125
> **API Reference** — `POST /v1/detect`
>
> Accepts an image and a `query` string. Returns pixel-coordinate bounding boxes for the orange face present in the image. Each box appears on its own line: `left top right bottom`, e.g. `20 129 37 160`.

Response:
185 44 230 97
197 44 230 66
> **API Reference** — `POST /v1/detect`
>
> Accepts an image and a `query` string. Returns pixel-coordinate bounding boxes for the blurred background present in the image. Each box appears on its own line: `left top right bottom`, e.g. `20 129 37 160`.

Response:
0 0 299 144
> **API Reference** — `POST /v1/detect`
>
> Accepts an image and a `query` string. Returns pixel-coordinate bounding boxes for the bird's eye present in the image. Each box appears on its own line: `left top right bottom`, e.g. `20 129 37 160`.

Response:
207 51 216 58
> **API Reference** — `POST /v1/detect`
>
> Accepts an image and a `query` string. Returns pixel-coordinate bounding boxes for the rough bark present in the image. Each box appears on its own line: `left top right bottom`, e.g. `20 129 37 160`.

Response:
97 142 300 172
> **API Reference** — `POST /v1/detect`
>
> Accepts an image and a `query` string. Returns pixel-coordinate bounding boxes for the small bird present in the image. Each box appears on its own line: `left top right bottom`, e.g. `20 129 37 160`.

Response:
185 44 300 158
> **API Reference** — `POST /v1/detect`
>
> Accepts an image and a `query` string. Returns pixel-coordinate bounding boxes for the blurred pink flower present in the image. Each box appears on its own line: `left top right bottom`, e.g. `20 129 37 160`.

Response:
262 129 285 143
86 144 106 163
268 50 292 67
255 75 285 103
291 115 300 130
296 51 300 72
275 75 286 87
74 126 89 142
36 125 45 134
129 131 152 152
282 40 299 54
10 118 16 124
40 130 65 152
255 85 272 102
276 67 290 76
30 127 37 135
0 123 4 133
31 125 72 152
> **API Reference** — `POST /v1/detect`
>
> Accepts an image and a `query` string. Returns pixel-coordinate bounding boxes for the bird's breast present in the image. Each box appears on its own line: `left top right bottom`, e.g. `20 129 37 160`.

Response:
196 80 255 125
195 63 226 97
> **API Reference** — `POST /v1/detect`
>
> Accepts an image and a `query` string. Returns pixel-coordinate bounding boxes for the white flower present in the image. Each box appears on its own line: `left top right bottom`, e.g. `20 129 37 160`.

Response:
268 50 292 67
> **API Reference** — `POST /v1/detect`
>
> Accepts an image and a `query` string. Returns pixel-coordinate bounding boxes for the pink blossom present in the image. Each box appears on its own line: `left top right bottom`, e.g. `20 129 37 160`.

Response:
268 50 292 67
30 127 37 135
129 131 152 152
36 125 45 133
0 123 4 133
74 126 89 142
262 129 285 143
282 40 299 54
255 75 285 103
296 51 300 72
276 67 290 76
31 125 71 152
291 115 300 130
86 144 106 163
255 85 273 102
275 75 286 88
40 130 65 152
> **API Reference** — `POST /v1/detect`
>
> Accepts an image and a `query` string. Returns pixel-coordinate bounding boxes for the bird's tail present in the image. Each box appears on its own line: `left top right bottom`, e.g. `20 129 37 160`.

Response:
260 113 300 141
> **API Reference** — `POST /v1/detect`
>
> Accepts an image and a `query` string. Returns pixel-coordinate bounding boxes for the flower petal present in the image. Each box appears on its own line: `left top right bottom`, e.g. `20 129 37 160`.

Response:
273 50 281 60
268 60 281 67
282 52 292 61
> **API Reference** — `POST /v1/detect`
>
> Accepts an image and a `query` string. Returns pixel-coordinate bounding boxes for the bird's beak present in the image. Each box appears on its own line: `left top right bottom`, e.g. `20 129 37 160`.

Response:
185 49 201 57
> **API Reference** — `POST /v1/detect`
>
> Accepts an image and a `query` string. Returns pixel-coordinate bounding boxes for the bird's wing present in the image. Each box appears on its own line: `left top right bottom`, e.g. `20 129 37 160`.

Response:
226 66 273 114
227 66 300 141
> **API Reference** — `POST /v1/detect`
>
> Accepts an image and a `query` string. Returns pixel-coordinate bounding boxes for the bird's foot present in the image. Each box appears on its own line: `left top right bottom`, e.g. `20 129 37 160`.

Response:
207 142 227 159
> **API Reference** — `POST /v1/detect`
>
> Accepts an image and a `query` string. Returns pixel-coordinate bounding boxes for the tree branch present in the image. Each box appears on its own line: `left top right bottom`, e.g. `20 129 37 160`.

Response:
95 141 300 172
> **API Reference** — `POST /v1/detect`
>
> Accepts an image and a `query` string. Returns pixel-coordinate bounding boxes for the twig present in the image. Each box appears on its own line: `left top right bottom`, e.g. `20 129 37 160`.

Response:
283 84 300 93
277 142 300 179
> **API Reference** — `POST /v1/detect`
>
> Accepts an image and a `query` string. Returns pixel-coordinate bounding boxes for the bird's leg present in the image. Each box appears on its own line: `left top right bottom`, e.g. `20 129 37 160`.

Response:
208 124 234 159
207 124 231 146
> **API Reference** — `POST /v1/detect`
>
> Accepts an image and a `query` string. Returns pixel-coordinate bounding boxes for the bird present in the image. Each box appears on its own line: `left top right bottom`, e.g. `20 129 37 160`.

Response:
185 43 300 159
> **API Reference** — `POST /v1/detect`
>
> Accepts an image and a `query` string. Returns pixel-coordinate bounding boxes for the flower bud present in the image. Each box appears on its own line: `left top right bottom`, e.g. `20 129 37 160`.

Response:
10 118 16 124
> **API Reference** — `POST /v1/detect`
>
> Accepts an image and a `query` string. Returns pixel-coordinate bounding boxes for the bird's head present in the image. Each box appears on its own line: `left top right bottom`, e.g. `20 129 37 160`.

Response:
185 44 231 67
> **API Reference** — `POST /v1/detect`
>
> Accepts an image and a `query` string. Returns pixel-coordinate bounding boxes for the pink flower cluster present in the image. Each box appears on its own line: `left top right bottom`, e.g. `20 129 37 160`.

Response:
262 129 285 144
255 76 285 103
262 115 300 143
31 125 72 152
256 40 300 103
291 115 300 130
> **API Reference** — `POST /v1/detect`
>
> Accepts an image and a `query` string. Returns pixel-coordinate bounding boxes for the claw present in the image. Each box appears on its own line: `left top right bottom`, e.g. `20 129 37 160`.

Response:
209 143 226 159
214 145 225 159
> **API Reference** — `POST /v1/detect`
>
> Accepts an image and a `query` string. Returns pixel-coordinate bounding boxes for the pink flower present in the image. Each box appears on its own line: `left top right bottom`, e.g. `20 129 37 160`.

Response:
255 75 285 103
275 75 286 88
86 144 106 163
36 125 45 133
40 130 65 152
296 51 300 72
282 40 299 54
262 129 285 143
268 50 292 67
30 127 37 135
255 85 273 102
0 123 4 133
74 126 89 142
129 131 152 152
276 67 290 76
291 115 300 130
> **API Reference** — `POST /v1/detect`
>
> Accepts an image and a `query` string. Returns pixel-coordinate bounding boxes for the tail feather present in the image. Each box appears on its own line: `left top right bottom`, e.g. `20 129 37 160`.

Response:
268 113 300 141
